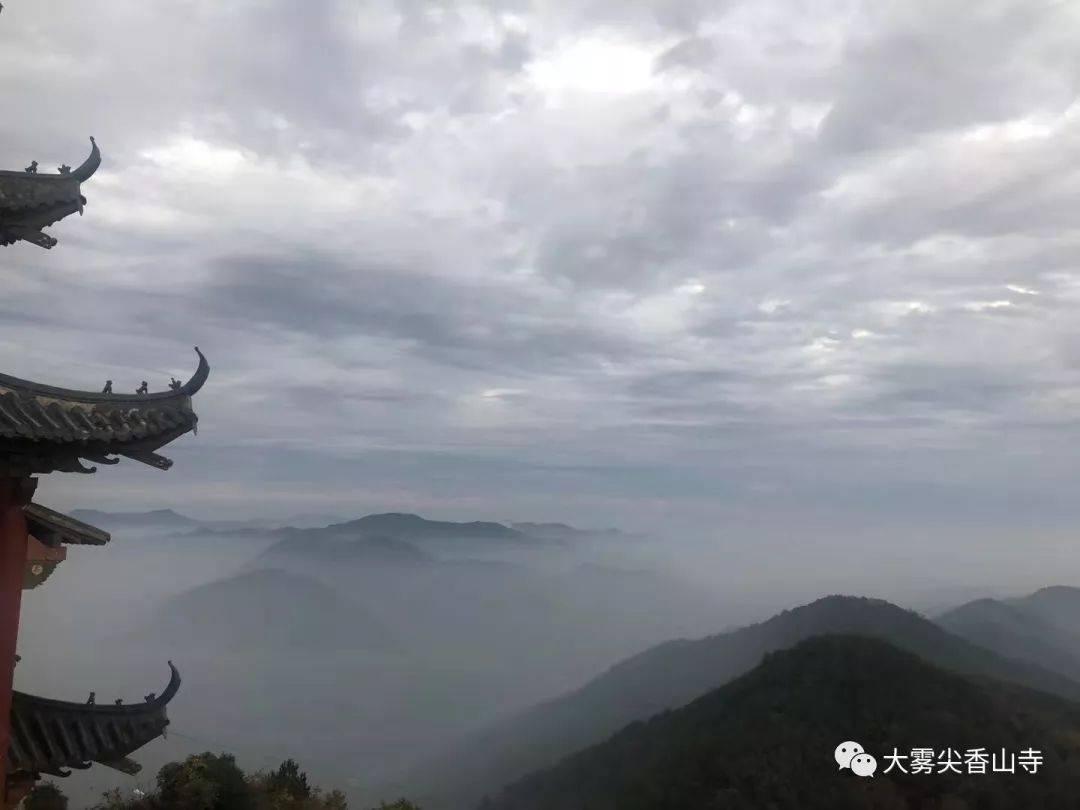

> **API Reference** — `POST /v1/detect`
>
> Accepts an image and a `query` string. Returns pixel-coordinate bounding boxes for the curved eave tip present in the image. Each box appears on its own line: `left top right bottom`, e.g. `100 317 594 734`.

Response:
180 346 210 396
158 661 182 706
70 136 101 183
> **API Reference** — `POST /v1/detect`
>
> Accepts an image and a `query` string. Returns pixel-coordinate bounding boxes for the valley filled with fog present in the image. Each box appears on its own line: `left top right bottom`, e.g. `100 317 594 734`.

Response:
16 509 726 806
15 505 1080 808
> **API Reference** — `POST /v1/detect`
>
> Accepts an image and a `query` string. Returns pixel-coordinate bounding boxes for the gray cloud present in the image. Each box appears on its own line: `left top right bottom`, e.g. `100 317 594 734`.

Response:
3 0 1080 542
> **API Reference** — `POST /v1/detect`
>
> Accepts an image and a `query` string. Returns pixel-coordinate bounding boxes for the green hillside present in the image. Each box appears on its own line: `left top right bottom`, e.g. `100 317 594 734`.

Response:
481 635 1080 810
415 595 1080 808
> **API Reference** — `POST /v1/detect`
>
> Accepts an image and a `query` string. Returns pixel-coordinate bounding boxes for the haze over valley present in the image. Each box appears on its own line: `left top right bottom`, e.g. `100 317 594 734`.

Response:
10 505 1080 807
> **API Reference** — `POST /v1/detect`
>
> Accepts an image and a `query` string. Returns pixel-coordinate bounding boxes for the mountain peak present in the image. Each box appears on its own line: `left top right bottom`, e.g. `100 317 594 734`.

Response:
1029 585 1080 598
418 592 1080 806
259 529 432 566
482 633 1080 810
69 508 198 527
146 567 390 651
331 512 522 540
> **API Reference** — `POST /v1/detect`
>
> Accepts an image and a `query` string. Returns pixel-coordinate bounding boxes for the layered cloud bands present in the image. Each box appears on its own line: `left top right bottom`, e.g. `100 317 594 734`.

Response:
3 0 1080 534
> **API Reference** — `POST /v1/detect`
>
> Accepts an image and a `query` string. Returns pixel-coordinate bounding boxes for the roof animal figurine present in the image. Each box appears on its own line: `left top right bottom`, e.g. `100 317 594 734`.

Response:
7 664 181 778
0 138 100 249
0 347 209 475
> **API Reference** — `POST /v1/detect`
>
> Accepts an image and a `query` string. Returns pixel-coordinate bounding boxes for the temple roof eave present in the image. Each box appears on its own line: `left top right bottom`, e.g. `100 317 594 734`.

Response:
0 138 100 248
14 662 180 716
0 348 208 474
7 663 180 779
0 347 209 404
24 503 110 546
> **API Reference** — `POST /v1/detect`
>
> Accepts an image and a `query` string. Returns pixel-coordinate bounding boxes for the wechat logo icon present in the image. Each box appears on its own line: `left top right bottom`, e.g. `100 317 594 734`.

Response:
835 741 877 777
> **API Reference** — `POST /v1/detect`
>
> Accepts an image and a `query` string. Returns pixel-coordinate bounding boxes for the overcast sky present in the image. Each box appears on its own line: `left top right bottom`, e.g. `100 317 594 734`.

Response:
3 0 1080 538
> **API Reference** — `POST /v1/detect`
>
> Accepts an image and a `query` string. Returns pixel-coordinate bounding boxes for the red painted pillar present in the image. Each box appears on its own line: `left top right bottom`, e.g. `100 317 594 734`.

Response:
0 477 33 806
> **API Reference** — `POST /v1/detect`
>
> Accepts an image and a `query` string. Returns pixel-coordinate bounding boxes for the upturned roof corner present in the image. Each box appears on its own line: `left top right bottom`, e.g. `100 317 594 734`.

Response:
0 138 101 249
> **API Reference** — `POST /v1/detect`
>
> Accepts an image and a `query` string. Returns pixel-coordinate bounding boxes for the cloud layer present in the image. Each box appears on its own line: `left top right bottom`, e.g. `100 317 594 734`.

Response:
3 0 1080 538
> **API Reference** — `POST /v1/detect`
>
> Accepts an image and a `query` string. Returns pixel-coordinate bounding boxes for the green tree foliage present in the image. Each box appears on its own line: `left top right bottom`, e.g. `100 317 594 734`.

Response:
266 759 311 799
86 753 357 809
23 782 68 810
367 802 423 810
250 758 347 809
91 789 151 810
156 752 253 810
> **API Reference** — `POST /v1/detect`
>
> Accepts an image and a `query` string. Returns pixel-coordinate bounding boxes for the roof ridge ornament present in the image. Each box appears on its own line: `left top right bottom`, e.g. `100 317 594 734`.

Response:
182 346 210 396
0 346 210 403
0 348 210 474
1 137 101 248
8 662 181 777
70 136 100 183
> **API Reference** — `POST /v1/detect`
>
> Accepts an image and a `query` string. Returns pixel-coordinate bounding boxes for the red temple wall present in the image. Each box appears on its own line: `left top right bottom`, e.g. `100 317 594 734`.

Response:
0 478 31 805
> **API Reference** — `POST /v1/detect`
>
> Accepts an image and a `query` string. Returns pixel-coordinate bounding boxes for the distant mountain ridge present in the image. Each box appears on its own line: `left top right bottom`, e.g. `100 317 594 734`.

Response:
327 513 525 541
209 512 589 553
938 585 1080 680
481 635 1080 810
1017 585 1080 627
70 508 198 529
144 568 390 650
252 512 530 566
70 509 620 548
259 528 433 566
415 594 1080 808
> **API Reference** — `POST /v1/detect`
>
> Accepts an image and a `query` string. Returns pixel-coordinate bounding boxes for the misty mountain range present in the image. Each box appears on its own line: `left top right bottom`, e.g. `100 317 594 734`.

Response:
134 512 716 681
259 531 434 567
142 568 393 652
32 508 1080 808
937 587 1080 682
72 508 629 546
481 635 1080 810
70 508 201 530
413 593 1080 808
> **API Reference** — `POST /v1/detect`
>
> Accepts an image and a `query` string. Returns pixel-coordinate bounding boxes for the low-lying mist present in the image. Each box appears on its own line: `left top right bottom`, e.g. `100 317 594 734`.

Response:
16 507 1079 807
14 511 724 805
